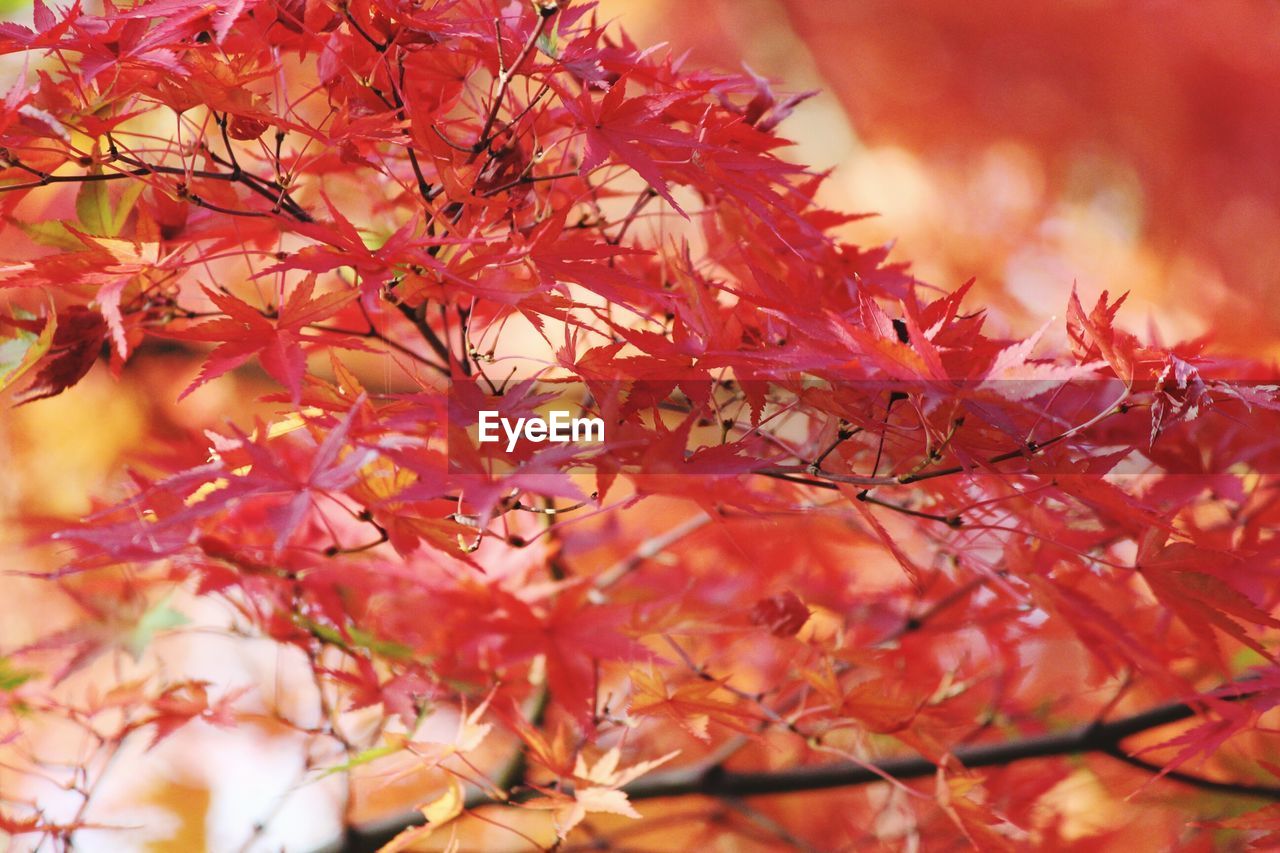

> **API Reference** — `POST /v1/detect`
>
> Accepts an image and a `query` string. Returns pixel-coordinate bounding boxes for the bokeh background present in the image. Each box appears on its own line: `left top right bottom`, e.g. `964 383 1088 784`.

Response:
617 0 1280 357
3 0 1280 849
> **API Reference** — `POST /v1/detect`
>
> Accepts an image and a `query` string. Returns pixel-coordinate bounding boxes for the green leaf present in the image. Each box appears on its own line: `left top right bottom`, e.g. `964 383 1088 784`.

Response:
294 614 417 661
75 166 141 238
127 594 190 660
0 658 34 692
360 229 388 251
0 330 37 385
536 29 560 59
0 308 55 394
108 179 145 238
15 219 84 251
75 169 113 236
1231 645 1267 673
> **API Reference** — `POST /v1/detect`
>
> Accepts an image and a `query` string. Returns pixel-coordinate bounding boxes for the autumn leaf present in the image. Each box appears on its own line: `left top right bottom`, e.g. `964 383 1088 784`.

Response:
0 304 56 395
128 681 245 749
175 276 358 401
376 777 465 853
747 590 811 637
1066 286 1137 384
558 75 696 213
528 747 679 838
1137 533 1280 664
11 306 106 404
629 667 761 741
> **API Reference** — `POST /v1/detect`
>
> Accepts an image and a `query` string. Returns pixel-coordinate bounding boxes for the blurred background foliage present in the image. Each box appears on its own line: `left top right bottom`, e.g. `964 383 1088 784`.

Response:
615 0 1280 357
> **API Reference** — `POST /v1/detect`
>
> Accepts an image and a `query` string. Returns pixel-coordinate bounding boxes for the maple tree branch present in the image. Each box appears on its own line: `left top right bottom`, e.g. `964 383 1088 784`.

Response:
390 298 456 372
387 51 435 206
340 5 439 210
808 422 860 473
758 398 1134 491
215 112 242 175
593 515 712 590
890 574 995 641
1099 745 1280 799
479 169 580 197
0 169 148 191
331 686 1272 853
177 188 273 218
854 489 964 527
104 138 309 219
495 685 551 794
608 187 659 245
339 1 389 51
197 145 312 221
718 795 825 853
474 9 555 153
0 140 313 221
304 324 449 375
106 143 313 222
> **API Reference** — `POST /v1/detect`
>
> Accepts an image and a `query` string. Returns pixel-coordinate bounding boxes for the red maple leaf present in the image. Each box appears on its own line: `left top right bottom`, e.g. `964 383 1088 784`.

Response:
559 75 697 212
174 275 358 400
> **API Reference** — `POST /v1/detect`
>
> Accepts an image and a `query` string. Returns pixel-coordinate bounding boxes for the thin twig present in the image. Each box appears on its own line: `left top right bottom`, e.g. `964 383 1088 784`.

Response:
474 10 556 153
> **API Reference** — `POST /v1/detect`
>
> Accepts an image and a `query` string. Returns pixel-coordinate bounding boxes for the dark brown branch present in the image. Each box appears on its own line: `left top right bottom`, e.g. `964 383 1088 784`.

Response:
0 168 149 191
390 298 455 371
339 1 389 51
340 12 435 209
181 190 272 218
328 685 1269 853
198 146 311 221
4 142 313 221
855 489 964 527
389 51 435 205
757 400 1132 491
112 149 312 222
808 423 859 474
479 169 579 197
1100 745 1280 800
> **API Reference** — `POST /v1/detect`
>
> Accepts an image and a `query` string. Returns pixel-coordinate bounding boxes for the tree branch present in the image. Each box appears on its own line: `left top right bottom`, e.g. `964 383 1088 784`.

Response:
757 395 1133 492
329 686 1271 852
390 298 455 372
1100 745 1280 800
1 146 313 222
474 9 555 153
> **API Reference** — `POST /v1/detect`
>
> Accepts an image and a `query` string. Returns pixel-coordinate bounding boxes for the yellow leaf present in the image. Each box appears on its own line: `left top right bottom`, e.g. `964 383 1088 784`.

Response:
552 787 640 838
423 776 464 826
142 777 211 852
376 777 464 853
452 693 494 753
575 786 640 819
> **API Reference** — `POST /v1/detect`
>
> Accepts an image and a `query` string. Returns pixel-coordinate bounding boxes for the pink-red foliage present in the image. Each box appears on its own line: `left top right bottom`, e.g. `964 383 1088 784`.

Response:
2 0 1280 849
